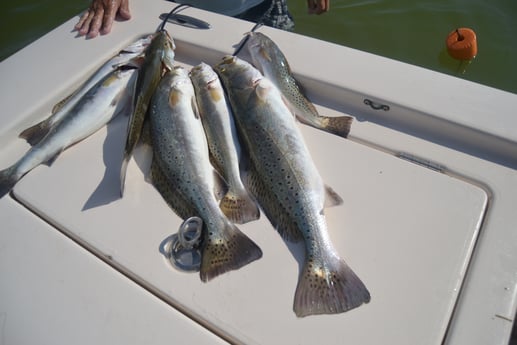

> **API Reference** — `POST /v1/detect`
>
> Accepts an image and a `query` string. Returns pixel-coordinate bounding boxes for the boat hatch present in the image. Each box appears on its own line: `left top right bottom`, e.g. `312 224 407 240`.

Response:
10 55 488 344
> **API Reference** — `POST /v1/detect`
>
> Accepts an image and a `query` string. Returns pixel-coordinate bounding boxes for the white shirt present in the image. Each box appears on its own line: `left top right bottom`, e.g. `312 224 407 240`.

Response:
174 0 265 16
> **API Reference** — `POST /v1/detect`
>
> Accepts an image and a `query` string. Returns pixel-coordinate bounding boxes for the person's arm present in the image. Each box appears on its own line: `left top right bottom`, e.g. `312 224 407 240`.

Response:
307 0 329 14
75 0 131 38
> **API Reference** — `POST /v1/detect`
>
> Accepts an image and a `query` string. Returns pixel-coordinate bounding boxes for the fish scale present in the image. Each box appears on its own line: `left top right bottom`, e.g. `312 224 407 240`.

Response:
215 55 370 317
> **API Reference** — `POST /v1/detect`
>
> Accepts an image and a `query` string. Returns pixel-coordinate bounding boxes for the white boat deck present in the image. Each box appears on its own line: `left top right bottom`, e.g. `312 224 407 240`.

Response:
1 1 517 344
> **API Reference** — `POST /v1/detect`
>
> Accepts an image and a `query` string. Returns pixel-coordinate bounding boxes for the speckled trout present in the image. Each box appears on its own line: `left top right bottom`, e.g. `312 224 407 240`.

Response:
246 31 353 138
190 62 260 224
215 56 370 317
0 66 138 198
148 66 262 282
120 29 175 197
19 35 152 146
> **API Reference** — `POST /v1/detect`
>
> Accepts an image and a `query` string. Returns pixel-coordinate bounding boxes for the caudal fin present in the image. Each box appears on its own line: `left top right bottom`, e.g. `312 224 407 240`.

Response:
296 114 353 139
293 257 370 317
219 190 260 224
200 221 262 282
0 166 19 198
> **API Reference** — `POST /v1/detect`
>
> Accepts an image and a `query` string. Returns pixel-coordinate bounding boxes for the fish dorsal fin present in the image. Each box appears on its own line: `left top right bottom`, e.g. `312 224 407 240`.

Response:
324 185 343 208
259 46 273 62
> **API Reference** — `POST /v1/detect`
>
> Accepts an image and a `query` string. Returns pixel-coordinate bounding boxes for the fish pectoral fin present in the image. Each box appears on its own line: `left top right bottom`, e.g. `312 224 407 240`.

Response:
324 185 343 208
255 78 273 102
259 46 273 62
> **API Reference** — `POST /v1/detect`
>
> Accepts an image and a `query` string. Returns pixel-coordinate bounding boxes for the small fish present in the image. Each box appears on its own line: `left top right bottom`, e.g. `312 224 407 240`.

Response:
246 31 353 138
0 66 138 198
215 56 370 317
19 35 152 146
120 29 175 197
148 66 262 281
190 62 260 224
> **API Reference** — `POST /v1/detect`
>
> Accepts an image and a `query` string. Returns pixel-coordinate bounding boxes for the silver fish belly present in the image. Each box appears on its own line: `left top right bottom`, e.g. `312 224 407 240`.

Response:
215 56 370 317
19 35 152 145
246 31 353 138
190 62 259 224
148 66 262 282
0 66 137 198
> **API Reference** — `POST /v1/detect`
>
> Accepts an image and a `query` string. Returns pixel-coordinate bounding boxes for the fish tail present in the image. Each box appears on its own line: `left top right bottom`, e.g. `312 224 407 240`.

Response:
324 115 353 138
19 120 51 146
0 166 20 198
219 189 260 224
200 221 262 282
293 256 370 317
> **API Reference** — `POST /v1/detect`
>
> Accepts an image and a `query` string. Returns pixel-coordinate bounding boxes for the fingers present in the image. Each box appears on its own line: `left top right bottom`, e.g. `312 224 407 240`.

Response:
118 0 131 20
307 0 330 14
74 0 131 38
100 2 117 35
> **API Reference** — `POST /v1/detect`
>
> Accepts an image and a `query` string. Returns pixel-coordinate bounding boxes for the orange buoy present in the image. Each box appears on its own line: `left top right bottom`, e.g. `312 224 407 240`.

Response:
446 28 477 60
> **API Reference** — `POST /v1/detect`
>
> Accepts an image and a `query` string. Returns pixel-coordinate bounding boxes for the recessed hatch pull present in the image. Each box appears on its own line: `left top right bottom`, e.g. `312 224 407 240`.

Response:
396 152 446 173
166 216 203 272
364 98 390 111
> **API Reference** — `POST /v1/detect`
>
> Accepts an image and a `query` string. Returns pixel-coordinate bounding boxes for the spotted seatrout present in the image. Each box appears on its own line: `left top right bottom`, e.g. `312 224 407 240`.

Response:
215 56 370 317
190 62 259 224
246 31 353 138
148 66 262 281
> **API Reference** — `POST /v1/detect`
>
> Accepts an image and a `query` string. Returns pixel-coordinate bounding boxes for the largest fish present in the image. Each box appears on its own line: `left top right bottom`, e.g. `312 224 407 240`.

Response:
119 29 175 197
214 56 370 317
148 66 262 282
0 66 138 198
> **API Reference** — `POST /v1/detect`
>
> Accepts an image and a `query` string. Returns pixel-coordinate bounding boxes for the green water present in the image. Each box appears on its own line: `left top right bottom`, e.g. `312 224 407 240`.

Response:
1 0 516 94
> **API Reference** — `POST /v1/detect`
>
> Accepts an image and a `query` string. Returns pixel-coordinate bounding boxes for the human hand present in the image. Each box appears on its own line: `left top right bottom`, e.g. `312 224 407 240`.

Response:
307 0 329 14
75 0 131 39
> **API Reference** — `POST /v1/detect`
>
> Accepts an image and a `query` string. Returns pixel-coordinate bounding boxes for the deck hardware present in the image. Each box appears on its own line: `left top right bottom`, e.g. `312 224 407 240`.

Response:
168 217 203 272
396 152 446 173
364 98 390 111
159 13 212 30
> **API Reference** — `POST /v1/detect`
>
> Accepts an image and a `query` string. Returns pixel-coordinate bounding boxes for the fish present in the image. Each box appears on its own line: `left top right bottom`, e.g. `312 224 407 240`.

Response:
119 29 175 197
245 31 353 138
148 66 262 282
189 62 260 224
214 56 370 317
0 66 138 199
19 35 152 146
